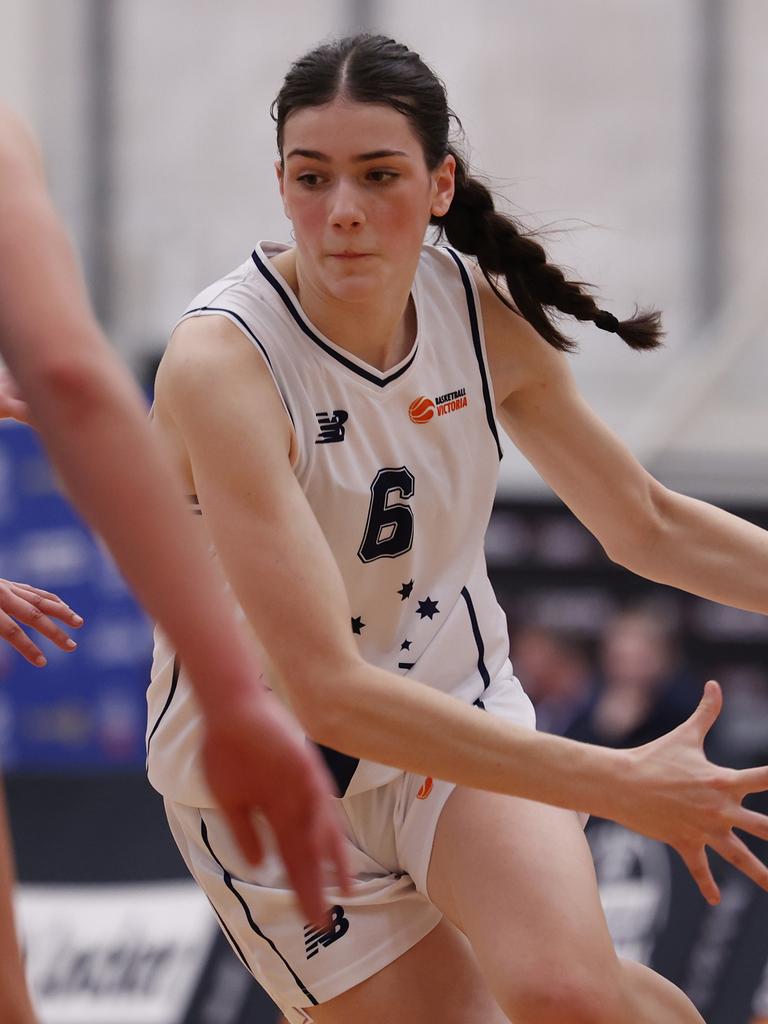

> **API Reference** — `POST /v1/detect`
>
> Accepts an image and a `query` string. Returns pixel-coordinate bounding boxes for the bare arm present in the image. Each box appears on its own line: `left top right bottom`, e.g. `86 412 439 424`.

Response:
0 782 37 1024
477 273 768 613
0 105 348 920
160 313 768 903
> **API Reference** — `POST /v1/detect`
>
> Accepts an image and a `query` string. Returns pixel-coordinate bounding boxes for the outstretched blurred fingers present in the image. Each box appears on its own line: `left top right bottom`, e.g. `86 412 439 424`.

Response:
0 590 78 653
323 805 352 897
223 806 264 866
715 833 768 894
10 583 83 627
684 680 723 743
738 765 768 796
0 610 46 665
679 845 720 905
735 807 768 843
275 811 328 925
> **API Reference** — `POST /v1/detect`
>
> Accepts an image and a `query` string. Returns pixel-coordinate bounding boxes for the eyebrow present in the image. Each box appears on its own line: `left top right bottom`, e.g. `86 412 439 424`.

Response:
284 148 410 162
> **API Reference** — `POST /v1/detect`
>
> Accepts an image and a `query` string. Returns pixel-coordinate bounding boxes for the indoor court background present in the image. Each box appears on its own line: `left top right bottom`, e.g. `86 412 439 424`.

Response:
1 2 767 1022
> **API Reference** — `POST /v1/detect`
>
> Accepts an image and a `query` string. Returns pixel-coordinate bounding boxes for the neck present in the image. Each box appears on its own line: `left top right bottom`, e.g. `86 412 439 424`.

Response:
269 248 417 373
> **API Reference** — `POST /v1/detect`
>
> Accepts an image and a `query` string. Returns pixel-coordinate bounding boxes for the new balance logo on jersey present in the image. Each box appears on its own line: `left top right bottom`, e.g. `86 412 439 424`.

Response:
315 410 349 444
304 905 350 959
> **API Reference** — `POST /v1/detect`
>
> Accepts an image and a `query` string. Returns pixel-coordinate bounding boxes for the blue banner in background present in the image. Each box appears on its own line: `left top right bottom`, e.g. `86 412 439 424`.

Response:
0 422 151 769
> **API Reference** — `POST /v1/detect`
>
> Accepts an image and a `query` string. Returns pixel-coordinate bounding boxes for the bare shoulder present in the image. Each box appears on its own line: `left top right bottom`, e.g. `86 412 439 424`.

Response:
470 265 573 406
155 313 293 457
157 314 274 405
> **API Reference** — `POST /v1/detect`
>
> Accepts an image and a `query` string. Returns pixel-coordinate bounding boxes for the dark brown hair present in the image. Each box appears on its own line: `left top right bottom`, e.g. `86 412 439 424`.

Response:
272 34 662 353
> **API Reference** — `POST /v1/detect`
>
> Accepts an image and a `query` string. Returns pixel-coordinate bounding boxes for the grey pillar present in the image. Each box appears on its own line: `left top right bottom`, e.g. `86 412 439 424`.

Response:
693 0 727 334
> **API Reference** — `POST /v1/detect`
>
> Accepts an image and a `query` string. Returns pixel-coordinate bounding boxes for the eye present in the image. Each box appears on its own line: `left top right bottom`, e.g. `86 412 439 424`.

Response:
296 173 324 187
367 170 399 184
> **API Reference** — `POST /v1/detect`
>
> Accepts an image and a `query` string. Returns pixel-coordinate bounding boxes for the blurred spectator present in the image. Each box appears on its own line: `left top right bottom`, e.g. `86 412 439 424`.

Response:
565 606 698 748
510 624 592 735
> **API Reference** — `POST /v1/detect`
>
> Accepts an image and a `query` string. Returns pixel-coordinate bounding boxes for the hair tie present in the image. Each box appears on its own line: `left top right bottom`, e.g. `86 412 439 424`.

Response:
594 311 620 334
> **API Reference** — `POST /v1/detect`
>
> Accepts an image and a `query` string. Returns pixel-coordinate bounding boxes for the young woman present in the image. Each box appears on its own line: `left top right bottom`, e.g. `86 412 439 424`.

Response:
149 35 768 1024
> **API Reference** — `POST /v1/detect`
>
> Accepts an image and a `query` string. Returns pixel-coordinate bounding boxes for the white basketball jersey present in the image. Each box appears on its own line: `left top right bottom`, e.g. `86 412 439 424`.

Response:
147 241 524 806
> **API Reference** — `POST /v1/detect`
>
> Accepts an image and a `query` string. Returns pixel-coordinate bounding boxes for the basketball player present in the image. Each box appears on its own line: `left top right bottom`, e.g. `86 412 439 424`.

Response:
149 36 768 1024
0 99 350 1024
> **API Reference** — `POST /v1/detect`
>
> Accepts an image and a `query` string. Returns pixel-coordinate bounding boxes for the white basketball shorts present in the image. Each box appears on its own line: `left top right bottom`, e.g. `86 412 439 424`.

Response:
163 675 537 1023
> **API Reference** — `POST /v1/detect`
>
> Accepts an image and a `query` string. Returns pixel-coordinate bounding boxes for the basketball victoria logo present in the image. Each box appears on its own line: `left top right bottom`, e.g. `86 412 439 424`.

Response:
304 905 350 960
408 386 468 424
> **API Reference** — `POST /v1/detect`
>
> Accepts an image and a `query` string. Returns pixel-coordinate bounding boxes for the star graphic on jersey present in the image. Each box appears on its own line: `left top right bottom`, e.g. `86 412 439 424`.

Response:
416 597 439 620
400 638 412 651
351 616 366 635
398 579 414 601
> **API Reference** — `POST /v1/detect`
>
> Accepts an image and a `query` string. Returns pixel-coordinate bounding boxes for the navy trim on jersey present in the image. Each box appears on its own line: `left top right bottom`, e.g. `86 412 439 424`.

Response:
200 814 318 1006
473 697 486 710
207 897 253 975
316 743 360 797
146 655 181 753
444 250 504 461
461 587 491 690
251 249 418 388
183 305 296 430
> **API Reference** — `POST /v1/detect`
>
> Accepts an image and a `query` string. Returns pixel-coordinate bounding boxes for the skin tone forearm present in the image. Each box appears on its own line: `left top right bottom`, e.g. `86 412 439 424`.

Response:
620 487 768 616
0 786 36 1024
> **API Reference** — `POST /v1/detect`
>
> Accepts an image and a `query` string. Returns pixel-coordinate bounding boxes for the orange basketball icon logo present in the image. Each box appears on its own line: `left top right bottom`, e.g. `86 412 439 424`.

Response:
416 777 434 800
409 396 435 424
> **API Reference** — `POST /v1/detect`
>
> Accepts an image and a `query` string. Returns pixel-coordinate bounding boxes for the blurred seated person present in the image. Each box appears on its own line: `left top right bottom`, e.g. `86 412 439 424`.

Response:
565 606 699 749
509 624 592 735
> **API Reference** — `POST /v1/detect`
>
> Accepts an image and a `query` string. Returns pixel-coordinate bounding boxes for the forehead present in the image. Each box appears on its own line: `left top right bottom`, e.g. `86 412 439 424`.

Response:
282 98 422 158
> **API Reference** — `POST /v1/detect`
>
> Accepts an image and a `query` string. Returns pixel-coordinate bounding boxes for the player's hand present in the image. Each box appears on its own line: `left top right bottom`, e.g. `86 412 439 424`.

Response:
0 579 83 666
0 370 31 424
201 692 351 924
616 680 768 904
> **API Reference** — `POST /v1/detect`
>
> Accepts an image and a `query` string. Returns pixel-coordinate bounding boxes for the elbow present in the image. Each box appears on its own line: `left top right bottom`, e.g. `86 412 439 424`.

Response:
601 479 670 573
286 658 361 751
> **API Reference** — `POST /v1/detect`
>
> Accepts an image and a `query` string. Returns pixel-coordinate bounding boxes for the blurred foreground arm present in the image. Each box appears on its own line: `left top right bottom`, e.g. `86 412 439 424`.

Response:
0 781 36 1024
0 104 348 921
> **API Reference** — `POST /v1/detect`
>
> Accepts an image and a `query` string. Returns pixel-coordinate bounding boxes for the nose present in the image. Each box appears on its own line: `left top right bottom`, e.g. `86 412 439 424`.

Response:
328 178 366 230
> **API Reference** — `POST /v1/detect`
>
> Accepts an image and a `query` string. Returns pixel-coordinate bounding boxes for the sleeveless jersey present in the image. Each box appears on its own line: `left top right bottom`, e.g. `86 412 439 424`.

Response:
146 241 522 806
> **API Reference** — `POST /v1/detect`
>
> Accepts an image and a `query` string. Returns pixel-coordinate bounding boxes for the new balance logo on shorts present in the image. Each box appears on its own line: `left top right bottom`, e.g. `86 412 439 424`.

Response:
315 410 349 444
303 905 350 959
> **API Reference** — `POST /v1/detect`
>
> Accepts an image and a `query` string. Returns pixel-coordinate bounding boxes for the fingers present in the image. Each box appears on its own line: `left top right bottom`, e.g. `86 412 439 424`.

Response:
223 807 264 866
0 610 49 666
325 805 352 897
678 845 720 905
276 813 329 925
738 765 768 796
0 587 79 657
734 807 768 843
714 832 768 894
684 680 723 743
8 582 83 628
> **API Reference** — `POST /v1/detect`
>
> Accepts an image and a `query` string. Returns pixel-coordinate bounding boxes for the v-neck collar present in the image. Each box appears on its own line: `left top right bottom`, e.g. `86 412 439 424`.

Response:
251 242 420 388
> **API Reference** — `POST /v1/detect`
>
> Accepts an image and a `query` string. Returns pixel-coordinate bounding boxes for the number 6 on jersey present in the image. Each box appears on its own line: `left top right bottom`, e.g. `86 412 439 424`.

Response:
358 467 415 563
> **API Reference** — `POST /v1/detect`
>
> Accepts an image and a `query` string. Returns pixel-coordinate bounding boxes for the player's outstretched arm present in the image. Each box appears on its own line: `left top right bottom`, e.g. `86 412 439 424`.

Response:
159 313 768 906
0 782 37 1024
0 104 348 920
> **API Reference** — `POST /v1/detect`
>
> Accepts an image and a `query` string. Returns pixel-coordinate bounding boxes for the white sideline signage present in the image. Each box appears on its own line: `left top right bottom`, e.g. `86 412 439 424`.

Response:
16 881 217 1024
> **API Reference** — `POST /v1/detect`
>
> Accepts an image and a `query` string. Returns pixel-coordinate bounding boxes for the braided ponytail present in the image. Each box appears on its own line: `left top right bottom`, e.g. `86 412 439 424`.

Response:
273 33 663 353
433 153 662 352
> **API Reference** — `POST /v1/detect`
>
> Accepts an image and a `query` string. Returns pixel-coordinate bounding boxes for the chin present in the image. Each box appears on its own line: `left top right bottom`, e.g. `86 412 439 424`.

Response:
325 272 382 303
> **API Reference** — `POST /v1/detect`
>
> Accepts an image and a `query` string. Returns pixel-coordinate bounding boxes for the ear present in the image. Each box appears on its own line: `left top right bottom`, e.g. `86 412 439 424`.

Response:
275 159 291 219
430 153 455 218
